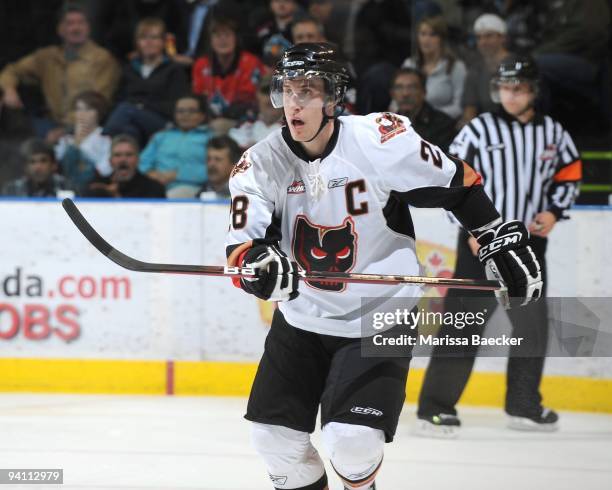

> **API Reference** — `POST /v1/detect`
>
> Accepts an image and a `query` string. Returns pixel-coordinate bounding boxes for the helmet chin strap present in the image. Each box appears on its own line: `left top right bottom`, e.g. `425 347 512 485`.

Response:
303 107 334 143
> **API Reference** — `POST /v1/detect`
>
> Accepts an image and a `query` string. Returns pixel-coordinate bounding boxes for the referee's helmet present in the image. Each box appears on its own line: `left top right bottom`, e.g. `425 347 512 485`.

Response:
490 55 539 103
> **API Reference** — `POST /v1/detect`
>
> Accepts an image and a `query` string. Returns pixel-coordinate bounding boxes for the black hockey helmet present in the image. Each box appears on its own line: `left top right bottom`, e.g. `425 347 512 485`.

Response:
490 55 539 103
496 55 538 82
270 42 351 109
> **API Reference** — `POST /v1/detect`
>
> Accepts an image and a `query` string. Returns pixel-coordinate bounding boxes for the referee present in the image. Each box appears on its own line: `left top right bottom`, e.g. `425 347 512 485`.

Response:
417 55 582 436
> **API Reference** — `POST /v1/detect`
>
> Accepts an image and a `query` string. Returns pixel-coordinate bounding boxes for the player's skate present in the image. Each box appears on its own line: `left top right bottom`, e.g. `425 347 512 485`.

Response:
414 413 461 438
507 407 559 432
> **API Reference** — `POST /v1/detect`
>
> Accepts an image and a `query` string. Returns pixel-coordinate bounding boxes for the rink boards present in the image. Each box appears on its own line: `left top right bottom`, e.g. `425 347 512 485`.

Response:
1 199 611 412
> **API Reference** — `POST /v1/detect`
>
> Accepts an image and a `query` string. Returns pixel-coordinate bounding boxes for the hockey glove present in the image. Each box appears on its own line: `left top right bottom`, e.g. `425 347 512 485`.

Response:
474 220 543 309
240 244 300 302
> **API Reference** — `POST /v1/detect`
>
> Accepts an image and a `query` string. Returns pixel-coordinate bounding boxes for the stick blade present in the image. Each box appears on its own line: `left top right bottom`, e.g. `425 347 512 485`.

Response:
62 198 150 271
62 198 113 256
61 198 221 275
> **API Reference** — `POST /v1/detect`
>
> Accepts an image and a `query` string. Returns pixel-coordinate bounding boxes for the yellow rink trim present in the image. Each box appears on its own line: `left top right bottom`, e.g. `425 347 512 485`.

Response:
175 360 259 396
1 358 166 394
1 358 611 413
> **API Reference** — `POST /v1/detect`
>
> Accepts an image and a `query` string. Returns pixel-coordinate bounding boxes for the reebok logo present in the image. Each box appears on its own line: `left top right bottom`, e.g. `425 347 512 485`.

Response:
350 406 383 417
328 177 348 189
269 475 288 486
486 143 505 152
287 180 305 194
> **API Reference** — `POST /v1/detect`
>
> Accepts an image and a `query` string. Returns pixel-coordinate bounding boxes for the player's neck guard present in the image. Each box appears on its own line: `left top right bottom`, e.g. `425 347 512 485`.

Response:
281 118 341 162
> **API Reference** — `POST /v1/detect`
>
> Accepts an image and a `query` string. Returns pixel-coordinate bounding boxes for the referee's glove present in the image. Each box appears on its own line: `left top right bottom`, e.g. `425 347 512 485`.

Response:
474 220 543 309
240 244 300 302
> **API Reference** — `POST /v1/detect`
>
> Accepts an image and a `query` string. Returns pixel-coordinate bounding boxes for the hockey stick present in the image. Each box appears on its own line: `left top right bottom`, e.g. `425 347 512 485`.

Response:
62 198 501 291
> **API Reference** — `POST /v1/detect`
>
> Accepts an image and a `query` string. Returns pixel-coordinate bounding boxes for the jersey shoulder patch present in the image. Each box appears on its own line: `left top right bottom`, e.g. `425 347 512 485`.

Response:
374 112 408 143
346 112 412 146
230 150 252 178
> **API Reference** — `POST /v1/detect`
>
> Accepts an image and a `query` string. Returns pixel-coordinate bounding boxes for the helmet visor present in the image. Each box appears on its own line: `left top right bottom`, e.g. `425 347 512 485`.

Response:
270 70 338 109
490 76 537 103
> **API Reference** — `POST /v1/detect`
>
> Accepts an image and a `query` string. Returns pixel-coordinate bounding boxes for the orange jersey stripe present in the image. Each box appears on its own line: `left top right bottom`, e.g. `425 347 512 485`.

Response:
463 161 483 186
554 160 582 182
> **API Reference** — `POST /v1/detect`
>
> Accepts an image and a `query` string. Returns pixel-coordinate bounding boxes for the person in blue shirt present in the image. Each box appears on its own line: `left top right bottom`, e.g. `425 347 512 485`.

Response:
139 94 213 198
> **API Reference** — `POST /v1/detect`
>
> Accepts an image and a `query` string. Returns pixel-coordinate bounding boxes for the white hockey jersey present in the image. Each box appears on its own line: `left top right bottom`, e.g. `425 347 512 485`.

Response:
225 112 497 337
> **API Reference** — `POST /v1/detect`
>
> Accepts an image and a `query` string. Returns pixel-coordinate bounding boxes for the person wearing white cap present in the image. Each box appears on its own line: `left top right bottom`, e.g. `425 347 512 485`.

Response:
457 13 511 128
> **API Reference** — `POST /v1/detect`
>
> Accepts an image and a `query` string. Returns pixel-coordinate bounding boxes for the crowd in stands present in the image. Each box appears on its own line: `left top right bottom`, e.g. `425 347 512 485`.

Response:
0 0 610 199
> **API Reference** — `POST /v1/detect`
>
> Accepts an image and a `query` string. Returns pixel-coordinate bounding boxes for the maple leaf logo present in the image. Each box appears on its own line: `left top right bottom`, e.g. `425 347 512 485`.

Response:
428 252 443 268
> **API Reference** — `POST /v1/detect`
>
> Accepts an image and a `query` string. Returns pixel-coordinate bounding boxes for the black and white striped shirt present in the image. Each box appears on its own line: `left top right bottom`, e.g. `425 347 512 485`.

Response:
449 111 582 224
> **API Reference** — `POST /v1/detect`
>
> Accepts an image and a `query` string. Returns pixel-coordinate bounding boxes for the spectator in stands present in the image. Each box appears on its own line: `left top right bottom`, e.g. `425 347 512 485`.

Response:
199 136 241 198
192 17 266 132
104 18 189 147
402 15 466 119
139 94 213 198
0 3 120 139
390 68 456 151
55 91 112 192
172 0 243 66
228 75 283 149
1 139 77 197
291 15 326 44
253 0 299 65
458 14 510 128
86 134 165 198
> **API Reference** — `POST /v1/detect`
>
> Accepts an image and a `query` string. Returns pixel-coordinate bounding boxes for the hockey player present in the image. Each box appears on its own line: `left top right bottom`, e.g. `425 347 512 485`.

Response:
225 43 542 490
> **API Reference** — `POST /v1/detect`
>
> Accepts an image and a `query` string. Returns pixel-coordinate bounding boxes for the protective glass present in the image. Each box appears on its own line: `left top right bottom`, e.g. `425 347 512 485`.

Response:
270 70 336 109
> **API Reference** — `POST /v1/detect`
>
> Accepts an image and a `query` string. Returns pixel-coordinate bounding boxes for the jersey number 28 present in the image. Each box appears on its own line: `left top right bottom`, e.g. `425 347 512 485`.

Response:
231 195 249 229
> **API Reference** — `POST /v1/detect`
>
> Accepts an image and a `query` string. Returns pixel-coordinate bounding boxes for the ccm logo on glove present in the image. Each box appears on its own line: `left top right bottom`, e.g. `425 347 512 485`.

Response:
478 225 524 262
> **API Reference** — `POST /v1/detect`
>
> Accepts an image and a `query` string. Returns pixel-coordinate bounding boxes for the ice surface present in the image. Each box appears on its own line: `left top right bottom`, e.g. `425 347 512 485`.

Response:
0 394 610 490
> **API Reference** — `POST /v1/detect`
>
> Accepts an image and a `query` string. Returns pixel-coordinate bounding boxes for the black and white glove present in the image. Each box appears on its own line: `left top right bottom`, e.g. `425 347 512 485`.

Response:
474 220 543 309
240 244 300 302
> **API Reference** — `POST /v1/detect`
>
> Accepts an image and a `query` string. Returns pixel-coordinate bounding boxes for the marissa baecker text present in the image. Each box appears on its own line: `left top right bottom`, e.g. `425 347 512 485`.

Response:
371 334 524 347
